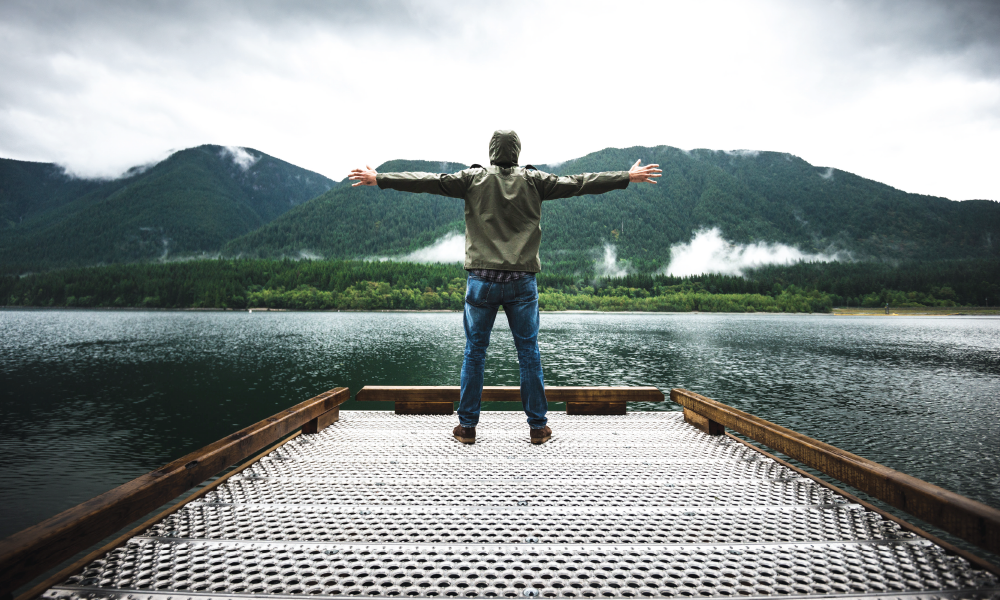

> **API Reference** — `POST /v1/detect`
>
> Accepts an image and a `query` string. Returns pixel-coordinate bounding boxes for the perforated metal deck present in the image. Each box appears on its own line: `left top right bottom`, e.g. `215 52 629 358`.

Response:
43 411 1000 599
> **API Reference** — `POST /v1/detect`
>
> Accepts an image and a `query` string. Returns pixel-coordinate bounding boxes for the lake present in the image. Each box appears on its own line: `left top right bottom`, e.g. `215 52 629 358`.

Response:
1 309 998 549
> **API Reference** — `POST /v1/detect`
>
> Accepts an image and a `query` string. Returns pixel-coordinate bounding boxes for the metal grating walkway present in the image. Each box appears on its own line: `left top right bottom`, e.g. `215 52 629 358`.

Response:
42 411 1000 599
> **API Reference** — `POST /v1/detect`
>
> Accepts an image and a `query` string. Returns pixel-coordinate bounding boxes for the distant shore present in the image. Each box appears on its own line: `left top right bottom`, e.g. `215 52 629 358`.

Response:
4 306 998 316
832 307 999 316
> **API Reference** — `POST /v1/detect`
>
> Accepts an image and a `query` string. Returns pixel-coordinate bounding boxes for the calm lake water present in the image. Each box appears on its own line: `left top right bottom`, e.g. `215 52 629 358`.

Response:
1 309 998 545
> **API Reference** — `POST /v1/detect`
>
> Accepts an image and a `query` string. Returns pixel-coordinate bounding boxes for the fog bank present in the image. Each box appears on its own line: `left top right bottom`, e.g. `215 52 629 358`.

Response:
664 228 844 277
399 232 465 264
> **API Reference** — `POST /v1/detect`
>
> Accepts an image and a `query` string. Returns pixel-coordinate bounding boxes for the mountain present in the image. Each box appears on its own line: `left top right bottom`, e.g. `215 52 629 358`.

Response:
0 145 336 272
223 159 470 261
222 147 1000 272
2 144 997 276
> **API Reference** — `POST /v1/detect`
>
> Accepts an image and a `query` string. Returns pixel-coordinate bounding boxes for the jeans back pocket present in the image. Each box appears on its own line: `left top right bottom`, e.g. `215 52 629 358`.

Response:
514 275 538 304
465 277 493 307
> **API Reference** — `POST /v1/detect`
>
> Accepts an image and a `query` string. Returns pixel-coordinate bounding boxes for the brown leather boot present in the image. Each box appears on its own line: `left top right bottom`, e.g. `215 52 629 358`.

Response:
530 426 552 445
453 425 476 444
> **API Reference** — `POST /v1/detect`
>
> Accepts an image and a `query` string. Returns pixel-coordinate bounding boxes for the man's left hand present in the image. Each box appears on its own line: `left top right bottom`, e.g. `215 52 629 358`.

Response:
349 165 378 187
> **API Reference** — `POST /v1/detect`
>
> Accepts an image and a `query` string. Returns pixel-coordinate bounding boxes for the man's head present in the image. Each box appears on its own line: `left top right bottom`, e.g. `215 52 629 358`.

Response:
489 130 520 167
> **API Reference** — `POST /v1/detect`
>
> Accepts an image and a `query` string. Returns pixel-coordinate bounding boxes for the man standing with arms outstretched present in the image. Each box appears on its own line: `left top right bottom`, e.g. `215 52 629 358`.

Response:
349 130 661 445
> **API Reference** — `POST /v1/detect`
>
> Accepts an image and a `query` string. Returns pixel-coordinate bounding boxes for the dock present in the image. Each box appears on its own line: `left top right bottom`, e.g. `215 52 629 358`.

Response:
3 387 999 599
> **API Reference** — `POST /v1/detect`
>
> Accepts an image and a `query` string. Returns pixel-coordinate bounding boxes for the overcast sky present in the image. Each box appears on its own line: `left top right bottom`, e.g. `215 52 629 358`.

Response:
1 0 998 200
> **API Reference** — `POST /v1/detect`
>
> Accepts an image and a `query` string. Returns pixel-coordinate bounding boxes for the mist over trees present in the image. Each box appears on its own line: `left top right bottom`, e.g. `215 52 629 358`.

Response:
2 258 995 313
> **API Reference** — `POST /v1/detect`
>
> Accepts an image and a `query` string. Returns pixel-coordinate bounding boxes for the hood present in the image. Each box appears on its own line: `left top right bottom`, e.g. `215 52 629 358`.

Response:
489 130 521 167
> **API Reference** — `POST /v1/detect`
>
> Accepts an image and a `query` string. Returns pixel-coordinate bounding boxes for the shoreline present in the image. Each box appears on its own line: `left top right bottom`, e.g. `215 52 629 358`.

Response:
3 306 998 316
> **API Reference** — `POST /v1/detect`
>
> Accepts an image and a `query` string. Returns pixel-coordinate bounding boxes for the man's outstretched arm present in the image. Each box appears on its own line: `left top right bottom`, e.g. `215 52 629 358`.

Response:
539 160 661 200
349 165 469 198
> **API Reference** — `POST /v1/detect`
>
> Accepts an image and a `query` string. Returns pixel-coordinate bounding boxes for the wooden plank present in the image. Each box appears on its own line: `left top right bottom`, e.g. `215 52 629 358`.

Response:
683 406 724 435
356 386 664 403
14 431 305 600
395 401 454 415
301 407 340 434
567 401 626 415
0 387 349 597
671 387 1000 556
724 432 1000 579
545 387 663 403
356 386 457 403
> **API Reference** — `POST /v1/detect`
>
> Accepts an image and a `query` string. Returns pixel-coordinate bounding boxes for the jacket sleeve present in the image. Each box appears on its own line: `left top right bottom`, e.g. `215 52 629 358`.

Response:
535 171 630 201
375 171 470 198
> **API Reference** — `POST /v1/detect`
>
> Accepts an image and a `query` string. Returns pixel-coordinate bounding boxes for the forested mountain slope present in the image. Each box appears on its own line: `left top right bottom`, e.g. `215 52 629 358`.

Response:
0 146 336 273
0 159 107 227
223 147 1000 272
224 160 470 260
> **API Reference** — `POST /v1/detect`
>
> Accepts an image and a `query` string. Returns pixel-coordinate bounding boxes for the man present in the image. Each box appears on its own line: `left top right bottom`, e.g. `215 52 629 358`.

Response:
349 130 660 445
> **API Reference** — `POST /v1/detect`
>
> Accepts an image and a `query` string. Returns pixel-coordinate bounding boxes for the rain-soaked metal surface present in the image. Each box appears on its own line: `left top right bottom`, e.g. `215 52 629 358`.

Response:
43 411 1000 599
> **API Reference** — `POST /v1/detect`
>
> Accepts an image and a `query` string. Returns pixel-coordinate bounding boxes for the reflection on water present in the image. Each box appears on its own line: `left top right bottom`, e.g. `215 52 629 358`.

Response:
1 309 998 541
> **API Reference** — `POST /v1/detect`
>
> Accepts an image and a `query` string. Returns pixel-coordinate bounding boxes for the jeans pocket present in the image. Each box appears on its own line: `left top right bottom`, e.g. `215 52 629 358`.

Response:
515 275 538 303
465 277 492 307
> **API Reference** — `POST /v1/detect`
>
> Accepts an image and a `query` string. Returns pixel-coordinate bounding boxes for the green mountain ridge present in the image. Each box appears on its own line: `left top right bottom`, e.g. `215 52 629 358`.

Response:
223 147 1000 272
0 145 337 273
1 145 997 276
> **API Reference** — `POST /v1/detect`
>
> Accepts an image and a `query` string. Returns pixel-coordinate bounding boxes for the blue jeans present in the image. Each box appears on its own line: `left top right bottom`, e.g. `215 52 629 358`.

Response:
460 274 548 429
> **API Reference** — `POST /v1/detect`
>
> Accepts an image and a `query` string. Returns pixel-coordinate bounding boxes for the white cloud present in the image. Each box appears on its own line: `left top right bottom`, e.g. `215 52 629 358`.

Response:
664 228 845 277
399 232 465 264
595 243 629 278
221 146 258 170
0 1 998 199
725 149 761 158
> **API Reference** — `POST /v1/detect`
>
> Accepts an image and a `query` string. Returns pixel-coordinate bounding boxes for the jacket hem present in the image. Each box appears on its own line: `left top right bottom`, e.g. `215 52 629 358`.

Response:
464 262 541 274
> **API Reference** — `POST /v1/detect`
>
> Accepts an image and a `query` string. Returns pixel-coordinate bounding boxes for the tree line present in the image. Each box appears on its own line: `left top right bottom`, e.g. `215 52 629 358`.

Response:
2 257 995 312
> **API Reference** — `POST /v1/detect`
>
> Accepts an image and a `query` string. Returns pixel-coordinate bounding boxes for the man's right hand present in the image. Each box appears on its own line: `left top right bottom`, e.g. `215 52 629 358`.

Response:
349 165 378 187
629 160 662 184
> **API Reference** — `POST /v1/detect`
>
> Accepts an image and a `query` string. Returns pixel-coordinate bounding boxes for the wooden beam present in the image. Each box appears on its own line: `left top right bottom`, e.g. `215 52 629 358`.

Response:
301 407 340 434
683 406 724 435
356 386 457 403
545 387 663 404
671 387 1000 556
0 387 349 597
567 401 626 415
356 386 664 404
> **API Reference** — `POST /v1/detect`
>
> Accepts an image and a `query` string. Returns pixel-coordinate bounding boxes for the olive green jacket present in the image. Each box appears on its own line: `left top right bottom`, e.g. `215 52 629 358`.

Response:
376 160 629 272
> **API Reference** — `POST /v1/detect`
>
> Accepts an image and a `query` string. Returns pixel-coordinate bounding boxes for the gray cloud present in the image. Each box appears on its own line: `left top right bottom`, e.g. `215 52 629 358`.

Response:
0 0 998 199
838 0 1000 77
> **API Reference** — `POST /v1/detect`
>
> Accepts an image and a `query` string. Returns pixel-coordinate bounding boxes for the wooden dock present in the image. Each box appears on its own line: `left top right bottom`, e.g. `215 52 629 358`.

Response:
2 387 999 599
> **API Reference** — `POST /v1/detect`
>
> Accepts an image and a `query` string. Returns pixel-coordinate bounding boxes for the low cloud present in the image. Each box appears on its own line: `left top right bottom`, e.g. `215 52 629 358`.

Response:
595 243 630 278
725 149 761 158
543 158 571 170
818 167 834 180
399 231 465 264
664 227 845 277
221 146 258 171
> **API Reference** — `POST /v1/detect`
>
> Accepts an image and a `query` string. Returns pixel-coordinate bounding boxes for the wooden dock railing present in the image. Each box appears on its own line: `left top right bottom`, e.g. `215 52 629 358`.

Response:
0 387 349 598
672 387 1000 558
355 385 664 414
